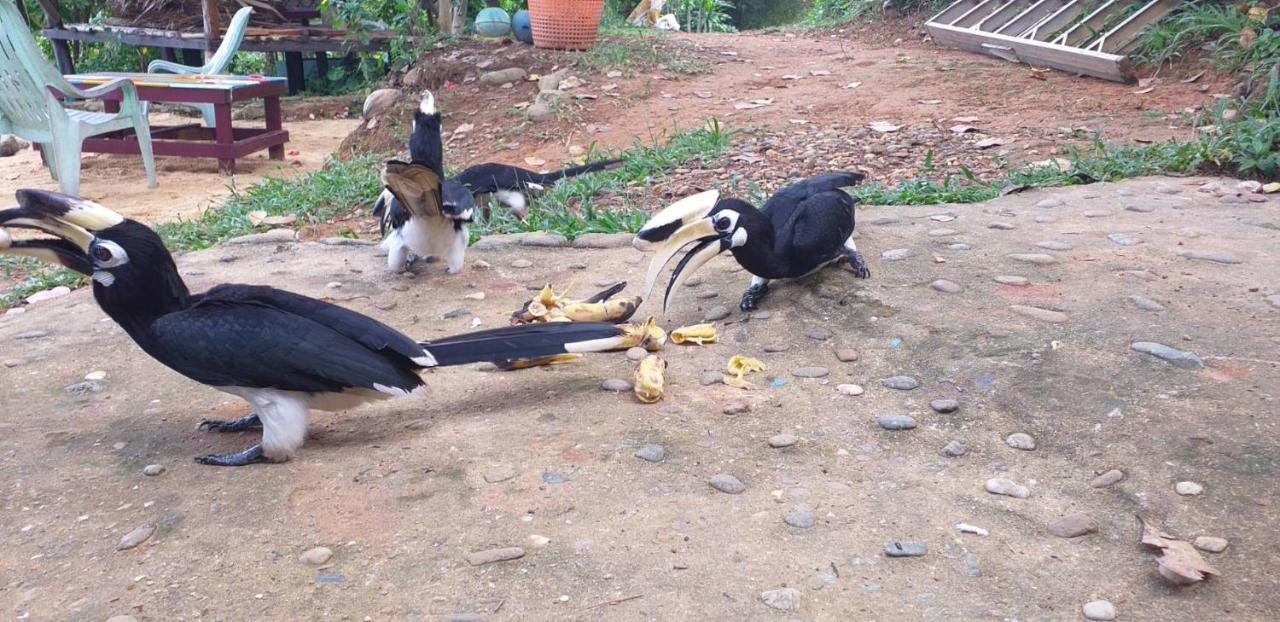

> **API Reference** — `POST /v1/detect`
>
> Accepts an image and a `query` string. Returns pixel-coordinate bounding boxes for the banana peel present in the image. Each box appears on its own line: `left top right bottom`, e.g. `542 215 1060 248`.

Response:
670 323 718 345
634 355 666 403
494 353 582 370
615 316 668 351
723 355 765 390
511 282 641 325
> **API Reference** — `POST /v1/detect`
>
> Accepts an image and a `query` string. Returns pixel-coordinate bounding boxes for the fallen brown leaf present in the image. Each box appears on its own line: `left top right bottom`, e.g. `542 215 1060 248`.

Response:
1138 77 1157 88
950 124 978 134
1180 70 1205 84
1138 515 1219 585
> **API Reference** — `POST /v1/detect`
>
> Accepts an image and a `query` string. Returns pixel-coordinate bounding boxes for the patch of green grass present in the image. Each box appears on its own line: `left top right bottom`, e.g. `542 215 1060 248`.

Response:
568 30 712 76
0 257 88 308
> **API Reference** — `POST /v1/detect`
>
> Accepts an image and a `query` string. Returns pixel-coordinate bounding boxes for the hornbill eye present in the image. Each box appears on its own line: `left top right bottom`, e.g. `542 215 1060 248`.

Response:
93 245 113 263
715 216 731 232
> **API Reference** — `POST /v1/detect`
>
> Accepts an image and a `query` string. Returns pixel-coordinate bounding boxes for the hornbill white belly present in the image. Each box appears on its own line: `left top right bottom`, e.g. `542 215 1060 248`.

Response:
0 189 630 466
634 172 870 312
453 158 624 218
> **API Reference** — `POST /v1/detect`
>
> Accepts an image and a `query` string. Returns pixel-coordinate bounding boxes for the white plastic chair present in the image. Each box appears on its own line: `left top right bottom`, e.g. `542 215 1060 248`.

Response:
0 0 156 196
147 6 254 128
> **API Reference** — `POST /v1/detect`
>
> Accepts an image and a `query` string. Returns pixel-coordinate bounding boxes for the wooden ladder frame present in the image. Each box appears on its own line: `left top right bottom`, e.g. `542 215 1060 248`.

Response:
924 0 1188 83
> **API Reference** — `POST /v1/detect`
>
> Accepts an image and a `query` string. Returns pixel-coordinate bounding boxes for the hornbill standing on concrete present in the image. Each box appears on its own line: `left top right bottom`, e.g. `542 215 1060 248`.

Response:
453 158 625 219
0 190 630 466
371 91 477 274
634 172 871 313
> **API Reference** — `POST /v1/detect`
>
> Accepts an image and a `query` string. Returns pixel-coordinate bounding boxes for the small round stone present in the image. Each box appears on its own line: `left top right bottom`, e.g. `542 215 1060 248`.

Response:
511 259 533 268
760 588 800 611
805 328 832 341
1193 536 1228 553
1082 600 1116 621
791 366 829 378
877 415 917 430
142 464 165 477
881 248 915 261
768 434 799 448
949 243 972 251
837 384 864 396
930 279 962 293
601 379 633 392
483 466 517 483
1036 240 1072 251
723 402 750 415
1049 513 1097 538
763 344 790 353
941 439 967 457
989 221 1016 230
930 399 959 413
994 275 1029 286
626 347 648 361
985 478 1029 498
703 305 730 321
835 348 859 362
1175 481 1204 496
881 376 920 390
634 444 665 463
300 546 333 566
1005 433 1036 450
784 504 816 529
1090 469 1124 488
884 541 928 557
700 371 723 386
1035 198 1063 208
709 474 745 494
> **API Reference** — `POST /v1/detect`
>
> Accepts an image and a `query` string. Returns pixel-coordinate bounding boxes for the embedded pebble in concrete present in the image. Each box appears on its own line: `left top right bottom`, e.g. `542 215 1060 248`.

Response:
1008 253 1058 265
837 384 864 396
601 379 633 392
835 348 859 362
1179 251 1243 264
1036 198 1063 208
1084 210 1113 218
1193 536 1229 553
142 464 165 477
510 259 533 268
806 328 832 341
878 415 917 430
792 367 829 378
1034 216 1055 223
881 248 915 261
930 399 959 413
635 444 665 463
949 243 972 251
709 474 746 494
684 275 704 287
962 553 981 577
870 216 900 225
989 221 1016 230
484 466 517 483
1082 600 1117 621
1049 513 1097 538
703 306 730 322
1005 433 1036 450
1010 305 1069 323
760 588 800 611
723 403 750 415
769 434 799 448
881 376 920 390
1091 469 1124 488
1036 241 1072 251
1127 295 1164 311
1131 341 1204 369
930 279 962 293
626 347 648 361
1125 204 1155 213
995 275 1029 286
695 291 718 300
941 440 968 457
300 546 333 565
764 344 790 353
1176 481 1204 496
1108 233 1141 246
700 371 723 386
117 525 155 551
985 478 1029 498
1155 184 1182 195
784 504 816 529
884 541 927 557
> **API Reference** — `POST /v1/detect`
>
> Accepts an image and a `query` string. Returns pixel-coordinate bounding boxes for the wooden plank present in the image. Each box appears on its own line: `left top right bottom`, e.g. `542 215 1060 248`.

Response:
997 0 1068 36
1055 0 1119 47
976 0 1036 32
202 0 220 54
931 0 985 25
1093 0 1184 53
1023 0 1084 40
43 27 394 54
950 0 1001 28
925 21 1134 82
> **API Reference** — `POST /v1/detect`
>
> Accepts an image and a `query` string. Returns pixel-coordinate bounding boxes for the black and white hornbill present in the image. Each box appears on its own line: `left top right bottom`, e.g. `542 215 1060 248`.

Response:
371 91 477 274
454 158 624 218
0 189 629 466
633 172 870 313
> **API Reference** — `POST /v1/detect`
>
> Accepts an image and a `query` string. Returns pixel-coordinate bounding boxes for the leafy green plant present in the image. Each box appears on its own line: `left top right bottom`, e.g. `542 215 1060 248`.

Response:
669 0 737 33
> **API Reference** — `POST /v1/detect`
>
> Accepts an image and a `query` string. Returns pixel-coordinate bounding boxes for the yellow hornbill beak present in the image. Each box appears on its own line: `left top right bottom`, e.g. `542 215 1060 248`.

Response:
0 189 124 275
633 190 727 313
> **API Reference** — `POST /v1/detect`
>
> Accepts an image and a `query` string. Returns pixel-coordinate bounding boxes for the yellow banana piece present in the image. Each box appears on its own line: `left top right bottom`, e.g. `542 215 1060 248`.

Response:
670 323 718 345
633 355 666 403
616 316 668 351
723 355 766 390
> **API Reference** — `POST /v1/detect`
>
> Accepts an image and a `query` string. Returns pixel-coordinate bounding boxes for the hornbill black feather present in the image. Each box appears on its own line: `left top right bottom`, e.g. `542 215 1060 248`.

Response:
453 158 625 217
0 189 628 466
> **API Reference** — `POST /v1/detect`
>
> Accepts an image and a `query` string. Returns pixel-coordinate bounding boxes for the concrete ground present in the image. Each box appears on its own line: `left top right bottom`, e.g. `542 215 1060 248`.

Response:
0 176 1277 621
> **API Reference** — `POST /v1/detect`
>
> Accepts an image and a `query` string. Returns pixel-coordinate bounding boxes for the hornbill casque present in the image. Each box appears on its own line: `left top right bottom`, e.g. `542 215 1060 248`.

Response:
453 158 624 219
633 172 871 313
0 189 629 466
371 91 478 274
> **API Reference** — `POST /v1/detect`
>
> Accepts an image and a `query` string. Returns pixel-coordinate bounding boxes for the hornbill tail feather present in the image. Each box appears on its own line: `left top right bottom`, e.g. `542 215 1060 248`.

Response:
583 281 627 304
421 322 626 367
537 158 625 183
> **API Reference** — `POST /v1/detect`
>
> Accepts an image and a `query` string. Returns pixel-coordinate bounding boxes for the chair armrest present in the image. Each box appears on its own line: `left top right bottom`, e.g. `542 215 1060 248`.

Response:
55 77 138 101
148 58 205 74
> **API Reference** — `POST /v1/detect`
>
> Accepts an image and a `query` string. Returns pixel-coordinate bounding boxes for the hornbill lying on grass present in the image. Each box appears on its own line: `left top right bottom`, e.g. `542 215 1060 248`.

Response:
454 158 624 219
0 189 629 466
634 172 870 313
371 91 477 274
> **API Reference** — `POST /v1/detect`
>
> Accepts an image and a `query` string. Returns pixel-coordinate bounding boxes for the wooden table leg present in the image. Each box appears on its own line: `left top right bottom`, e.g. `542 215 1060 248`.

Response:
285 52 305 95
265 95 284 161
215 103 235 174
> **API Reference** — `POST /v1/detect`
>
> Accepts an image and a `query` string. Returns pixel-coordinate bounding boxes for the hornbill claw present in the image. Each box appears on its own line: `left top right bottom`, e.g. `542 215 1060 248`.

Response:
404 253 419 272
196 414 261 433
848 250 871 279
195 444 269 467
739 282 770 311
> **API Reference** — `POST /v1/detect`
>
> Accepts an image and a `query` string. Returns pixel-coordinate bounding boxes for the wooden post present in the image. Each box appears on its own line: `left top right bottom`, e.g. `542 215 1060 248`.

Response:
438 1 454 35
201 0 221 62
438 1 466 35
34 0 75 73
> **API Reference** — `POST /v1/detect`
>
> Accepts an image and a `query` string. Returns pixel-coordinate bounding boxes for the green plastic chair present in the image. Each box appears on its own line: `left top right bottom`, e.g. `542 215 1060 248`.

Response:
147 7 254 128
0 0 156 196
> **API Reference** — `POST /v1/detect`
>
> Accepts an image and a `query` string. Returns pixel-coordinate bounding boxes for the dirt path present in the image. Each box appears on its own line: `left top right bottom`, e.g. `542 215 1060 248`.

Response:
1 177 1276 621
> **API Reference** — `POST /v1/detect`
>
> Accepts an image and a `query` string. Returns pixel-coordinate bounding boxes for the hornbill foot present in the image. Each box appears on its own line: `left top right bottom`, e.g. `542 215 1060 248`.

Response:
404 253 420 272
196 413 261 433
848 250 871 279
739 283 770 311
194 444 268 467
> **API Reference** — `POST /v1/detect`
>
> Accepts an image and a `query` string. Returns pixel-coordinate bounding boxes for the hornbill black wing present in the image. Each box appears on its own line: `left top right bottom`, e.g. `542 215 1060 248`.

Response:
776 191 857 270
762 172 865 232
453 159 625 194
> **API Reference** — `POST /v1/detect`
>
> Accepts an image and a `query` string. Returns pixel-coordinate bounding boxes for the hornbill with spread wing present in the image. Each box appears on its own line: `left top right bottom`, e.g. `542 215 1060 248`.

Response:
0 190 629 466
371 91 477 274
633 172 870 313
454 158 624 219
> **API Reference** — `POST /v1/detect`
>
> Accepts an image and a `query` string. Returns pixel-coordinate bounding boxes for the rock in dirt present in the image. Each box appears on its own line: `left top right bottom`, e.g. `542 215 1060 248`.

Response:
1005 432 1036 450
791 366 829 378
1175 481 1204 496
985 478 1029 498
994 275 1029 286
806 328 832 341
1008 253 1058 265
930 399 959 413
484 466 516 483
877 415 917 430
601 379 633 392
930 279 963 293
1193 536 1228 553
760 588 800 611
1082 600 1116 621
0 134 29 157
226 229 298 245
117 525 155 551
142 464 165 476
1049 513 1097 538
881 248 915 261
1035 198 1063 208
1010 305 1069 323
784 504 816 529
1179 251 1242 264
941 440 967 457
1127 295 1165 311
510 259 533 269
703 306 730 322
723 402 750 415
300 546 333 565
884 541 927 557
768 434 799 448
881 376 920 390
963 553 981 577
700 371 723 386
479 68 527 85
635 444 665 463
466 547 525 566
106 617 139 622
1131 341 1203 369
1091 469 1124 488
709 474 745 494
835 348 859 362
837 384 864 396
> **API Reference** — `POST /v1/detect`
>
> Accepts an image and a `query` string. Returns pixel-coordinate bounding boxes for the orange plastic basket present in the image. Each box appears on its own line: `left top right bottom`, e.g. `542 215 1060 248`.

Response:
528 0 605 50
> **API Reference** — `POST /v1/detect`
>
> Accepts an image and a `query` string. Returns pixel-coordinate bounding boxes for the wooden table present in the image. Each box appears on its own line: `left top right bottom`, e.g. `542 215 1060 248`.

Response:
62 73 289 174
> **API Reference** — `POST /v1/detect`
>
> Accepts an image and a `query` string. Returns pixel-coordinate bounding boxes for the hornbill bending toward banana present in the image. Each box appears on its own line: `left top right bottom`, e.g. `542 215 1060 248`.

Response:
0 189 629 466
371 91 477 274
634 172 871 313
454 158 624 218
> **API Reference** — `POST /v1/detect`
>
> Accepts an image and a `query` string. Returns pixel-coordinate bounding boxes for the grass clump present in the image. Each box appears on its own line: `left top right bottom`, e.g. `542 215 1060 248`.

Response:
568 30 712 76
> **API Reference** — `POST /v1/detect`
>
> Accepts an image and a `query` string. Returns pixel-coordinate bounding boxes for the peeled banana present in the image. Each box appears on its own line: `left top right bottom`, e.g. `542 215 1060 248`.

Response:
723 355 766 390
616 316 668 351
511 283 641 325
634 355 666 403
670 323 718 345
